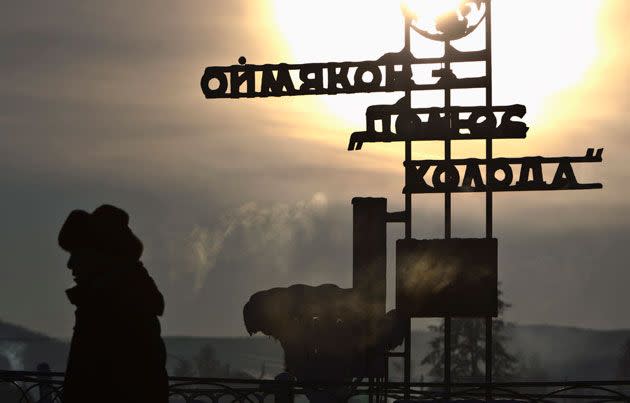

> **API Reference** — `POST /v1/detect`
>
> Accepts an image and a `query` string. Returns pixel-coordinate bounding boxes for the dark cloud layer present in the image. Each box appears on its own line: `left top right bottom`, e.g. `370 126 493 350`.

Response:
0 1 628 338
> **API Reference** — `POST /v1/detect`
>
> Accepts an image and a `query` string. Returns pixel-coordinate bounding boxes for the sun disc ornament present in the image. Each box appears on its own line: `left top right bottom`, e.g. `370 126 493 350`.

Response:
403 0 487 42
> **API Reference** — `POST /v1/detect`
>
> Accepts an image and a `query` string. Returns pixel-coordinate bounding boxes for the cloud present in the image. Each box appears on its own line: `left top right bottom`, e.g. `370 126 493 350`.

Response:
0 0 629 339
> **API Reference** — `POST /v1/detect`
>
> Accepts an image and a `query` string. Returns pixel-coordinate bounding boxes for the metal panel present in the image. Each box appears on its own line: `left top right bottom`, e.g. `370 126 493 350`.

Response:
396 238 498 317
352 197 387 316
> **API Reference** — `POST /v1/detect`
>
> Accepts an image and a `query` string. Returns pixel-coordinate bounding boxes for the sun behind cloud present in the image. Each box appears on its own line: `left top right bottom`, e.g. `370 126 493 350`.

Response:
270 0 602 137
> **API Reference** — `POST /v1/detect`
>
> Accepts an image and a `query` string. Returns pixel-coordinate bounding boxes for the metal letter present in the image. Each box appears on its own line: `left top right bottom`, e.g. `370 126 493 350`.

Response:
409 162 433 191
396 112 422 137
354 65 383 91
230 69 255 97
516 158 545 188
200 67 229 98
327 64 351 93
497 104 528 137
299 65 324 92
488 160 513 189
462 162 485 190
432 162 460 191
261 64 296 95
468 110 497 136
552 160 578 187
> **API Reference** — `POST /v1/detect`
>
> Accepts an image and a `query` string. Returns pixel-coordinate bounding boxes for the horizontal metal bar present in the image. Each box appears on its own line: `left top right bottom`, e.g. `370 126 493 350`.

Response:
386 211 408 223
205 48 488 73
404 182 602 194
404 149 604 166
4 370 630 388
349 130 525 150
366 103 524 116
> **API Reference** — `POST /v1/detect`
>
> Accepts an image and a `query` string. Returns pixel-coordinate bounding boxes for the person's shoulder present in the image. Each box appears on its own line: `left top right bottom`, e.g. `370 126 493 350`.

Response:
128 262 165 316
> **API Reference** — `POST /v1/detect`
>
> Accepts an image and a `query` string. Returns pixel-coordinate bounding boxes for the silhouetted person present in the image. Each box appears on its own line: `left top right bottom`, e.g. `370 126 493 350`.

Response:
36 362 55 403
58 205 168 403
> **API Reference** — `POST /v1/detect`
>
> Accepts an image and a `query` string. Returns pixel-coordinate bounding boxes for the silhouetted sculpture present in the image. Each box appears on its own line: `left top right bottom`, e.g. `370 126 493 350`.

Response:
243 284 405 381
243 200 405 385
58 205 168 403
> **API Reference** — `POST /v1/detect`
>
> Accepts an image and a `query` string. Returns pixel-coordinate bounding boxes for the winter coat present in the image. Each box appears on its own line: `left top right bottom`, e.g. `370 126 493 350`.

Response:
63 262 168 403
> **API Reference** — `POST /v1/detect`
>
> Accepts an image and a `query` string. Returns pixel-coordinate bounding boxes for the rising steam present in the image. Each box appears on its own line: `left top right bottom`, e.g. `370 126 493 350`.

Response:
186 193 329 292
0 341 26 370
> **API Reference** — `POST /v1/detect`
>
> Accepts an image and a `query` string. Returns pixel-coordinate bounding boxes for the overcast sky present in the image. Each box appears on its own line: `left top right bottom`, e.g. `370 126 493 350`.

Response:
1 0 628 338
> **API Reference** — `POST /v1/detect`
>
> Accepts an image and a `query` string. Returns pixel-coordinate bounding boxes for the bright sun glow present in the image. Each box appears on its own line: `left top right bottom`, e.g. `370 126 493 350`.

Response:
402 0 466 22
272 0 602 135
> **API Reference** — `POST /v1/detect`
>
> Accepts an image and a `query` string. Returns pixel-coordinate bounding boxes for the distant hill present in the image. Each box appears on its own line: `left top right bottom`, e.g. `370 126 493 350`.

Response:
0 320 68 372
1 319 629 380
505 324 630 380
0 320 50 341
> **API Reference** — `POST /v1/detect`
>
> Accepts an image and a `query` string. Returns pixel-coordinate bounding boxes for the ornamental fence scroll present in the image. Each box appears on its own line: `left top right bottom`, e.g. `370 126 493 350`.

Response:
2 371 630 402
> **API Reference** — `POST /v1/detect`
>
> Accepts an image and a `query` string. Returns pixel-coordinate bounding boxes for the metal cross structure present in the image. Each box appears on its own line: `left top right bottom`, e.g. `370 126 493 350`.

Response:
200 0 604 399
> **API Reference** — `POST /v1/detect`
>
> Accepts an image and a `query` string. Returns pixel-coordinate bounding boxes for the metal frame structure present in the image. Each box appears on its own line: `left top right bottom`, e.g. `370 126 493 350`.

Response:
199 0 604 399
397 4 495 399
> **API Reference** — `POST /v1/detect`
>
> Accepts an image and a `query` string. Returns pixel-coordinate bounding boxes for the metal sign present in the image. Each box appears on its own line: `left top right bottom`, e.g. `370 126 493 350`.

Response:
396 238 497 317
200 46 489 99
404 148 603 194
349 103 528 150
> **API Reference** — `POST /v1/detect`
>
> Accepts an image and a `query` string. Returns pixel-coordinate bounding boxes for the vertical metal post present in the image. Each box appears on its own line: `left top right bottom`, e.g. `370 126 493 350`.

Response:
443 40 452 398
444 317 452 396
485 1 494 400
404 320 412 400
353 198 387 315
404 14 413 242
485 1 493 238
403 14 412 401
444 40 452 240
486 316 493 398
275 377 294 403
384 354 389 390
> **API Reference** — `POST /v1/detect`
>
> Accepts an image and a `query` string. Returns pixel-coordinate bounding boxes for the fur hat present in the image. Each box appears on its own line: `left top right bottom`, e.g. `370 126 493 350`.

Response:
58 204 143 261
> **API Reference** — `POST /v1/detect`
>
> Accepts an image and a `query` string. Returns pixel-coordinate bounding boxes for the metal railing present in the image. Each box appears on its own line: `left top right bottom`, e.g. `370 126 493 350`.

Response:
1 371 630 402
